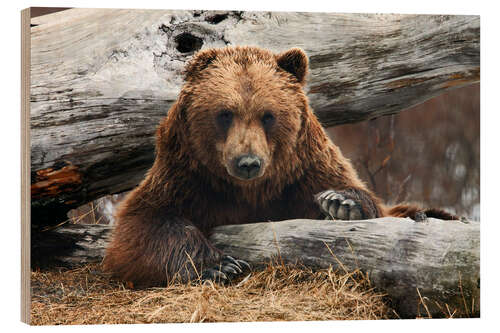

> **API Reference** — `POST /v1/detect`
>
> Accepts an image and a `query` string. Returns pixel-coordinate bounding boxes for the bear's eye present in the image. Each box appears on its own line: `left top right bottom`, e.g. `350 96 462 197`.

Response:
216 110 233 129
261 112 275 130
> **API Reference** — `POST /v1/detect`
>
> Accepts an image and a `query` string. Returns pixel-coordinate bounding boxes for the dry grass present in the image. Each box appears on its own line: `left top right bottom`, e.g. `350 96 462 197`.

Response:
30 263 393 325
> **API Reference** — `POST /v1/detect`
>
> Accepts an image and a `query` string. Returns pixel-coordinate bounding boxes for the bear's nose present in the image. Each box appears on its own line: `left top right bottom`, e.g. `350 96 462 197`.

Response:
235 154 262 179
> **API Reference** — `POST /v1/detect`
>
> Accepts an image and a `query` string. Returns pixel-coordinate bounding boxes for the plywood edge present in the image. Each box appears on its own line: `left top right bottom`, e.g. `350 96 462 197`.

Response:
21 7 31 326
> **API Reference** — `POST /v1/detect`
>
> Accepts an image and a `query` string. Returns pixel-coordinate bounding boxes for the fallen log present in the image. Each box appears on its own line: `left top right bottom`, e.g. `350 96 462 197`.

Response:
33 217 480 319
28 9 480 226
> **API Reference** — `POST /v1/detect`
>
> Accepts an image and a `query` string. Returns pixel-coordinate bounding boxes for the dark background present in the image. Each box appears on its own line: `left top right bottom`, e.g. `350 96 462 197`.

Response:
328 83 480 220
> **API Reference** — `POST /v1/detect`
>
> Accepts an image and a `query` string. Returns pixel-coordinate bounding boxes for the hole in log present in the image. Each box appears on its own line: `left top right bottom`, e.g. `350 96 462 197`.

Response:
205 13 229 24
175 33 203 53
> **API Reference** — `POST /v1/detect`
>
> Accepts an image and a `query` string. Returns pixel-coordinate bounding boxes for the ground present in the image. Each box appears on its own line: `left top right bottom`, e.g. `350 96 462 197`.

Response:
30 263 394 325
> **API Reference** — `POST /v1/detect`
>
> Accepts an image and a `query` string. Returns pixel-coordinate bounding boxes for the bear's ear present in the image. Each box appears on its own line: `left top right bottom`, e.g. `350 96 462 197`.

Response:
183 49 218 81
275 48 309 85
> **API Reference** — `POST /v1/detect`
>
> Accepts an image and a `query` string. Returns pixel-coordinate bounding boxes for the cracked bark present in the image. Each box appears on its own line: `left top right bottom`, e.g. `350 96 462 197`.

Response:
29 9 479 228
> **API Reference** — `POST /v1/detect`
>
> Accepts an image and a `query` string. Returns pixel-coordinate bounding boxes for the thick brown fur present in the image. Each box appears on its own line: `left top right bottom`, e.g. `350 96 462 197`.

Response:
385 204 459 221
103 46 454 287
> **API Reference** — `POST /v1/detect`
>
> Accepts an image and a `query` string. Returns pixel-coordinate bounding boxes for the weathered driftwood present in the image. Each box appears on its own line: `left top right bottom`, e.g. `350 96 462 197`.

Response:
29 9 480 226
211 217 480 318
35 217 479 318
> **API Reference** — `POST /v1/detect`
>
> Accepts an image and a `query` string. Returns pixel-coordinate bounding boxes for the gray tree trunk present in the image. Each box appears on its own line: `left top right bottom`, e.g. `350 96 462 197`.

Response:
35 217 479 319
29 9 479 226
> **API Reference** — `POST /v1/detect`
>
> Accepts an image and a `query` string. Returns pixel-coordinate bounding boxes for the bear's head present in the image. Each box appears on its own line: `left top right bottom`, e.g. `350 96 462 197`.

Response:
166 46 315 187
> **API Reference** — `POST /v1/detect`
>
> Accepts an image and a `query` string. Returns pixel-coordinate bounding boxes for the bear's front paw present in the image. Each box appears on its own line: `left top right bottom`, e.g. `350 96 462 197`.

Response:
315 190 364 221
201 255 251 284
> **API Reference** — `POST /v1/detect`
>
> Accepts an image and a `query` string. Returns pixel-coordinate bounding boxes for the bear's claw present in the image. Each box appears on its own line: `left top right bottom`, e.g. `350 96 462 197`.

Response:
201 255 251 284
315 190 364 221
201 268 228 283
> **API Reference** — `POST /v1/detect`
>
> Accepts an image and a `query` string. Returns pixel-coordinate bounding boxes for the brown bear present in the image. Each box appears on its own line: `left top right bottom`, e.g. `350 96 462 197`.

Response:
102 46 457 287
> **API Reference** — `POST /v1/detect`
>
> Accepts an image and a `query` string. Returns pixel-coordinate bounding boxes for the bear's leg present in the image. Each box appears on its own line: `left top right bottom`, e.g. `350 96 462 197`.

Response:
387 204 462 221
315 189 381 220
103 215 249 287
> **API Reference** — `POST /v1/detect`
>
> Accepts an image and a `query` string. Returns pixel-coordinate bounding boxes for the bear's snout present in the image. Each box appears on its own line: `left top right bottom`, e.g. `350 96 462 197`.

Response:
232 154 263 180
